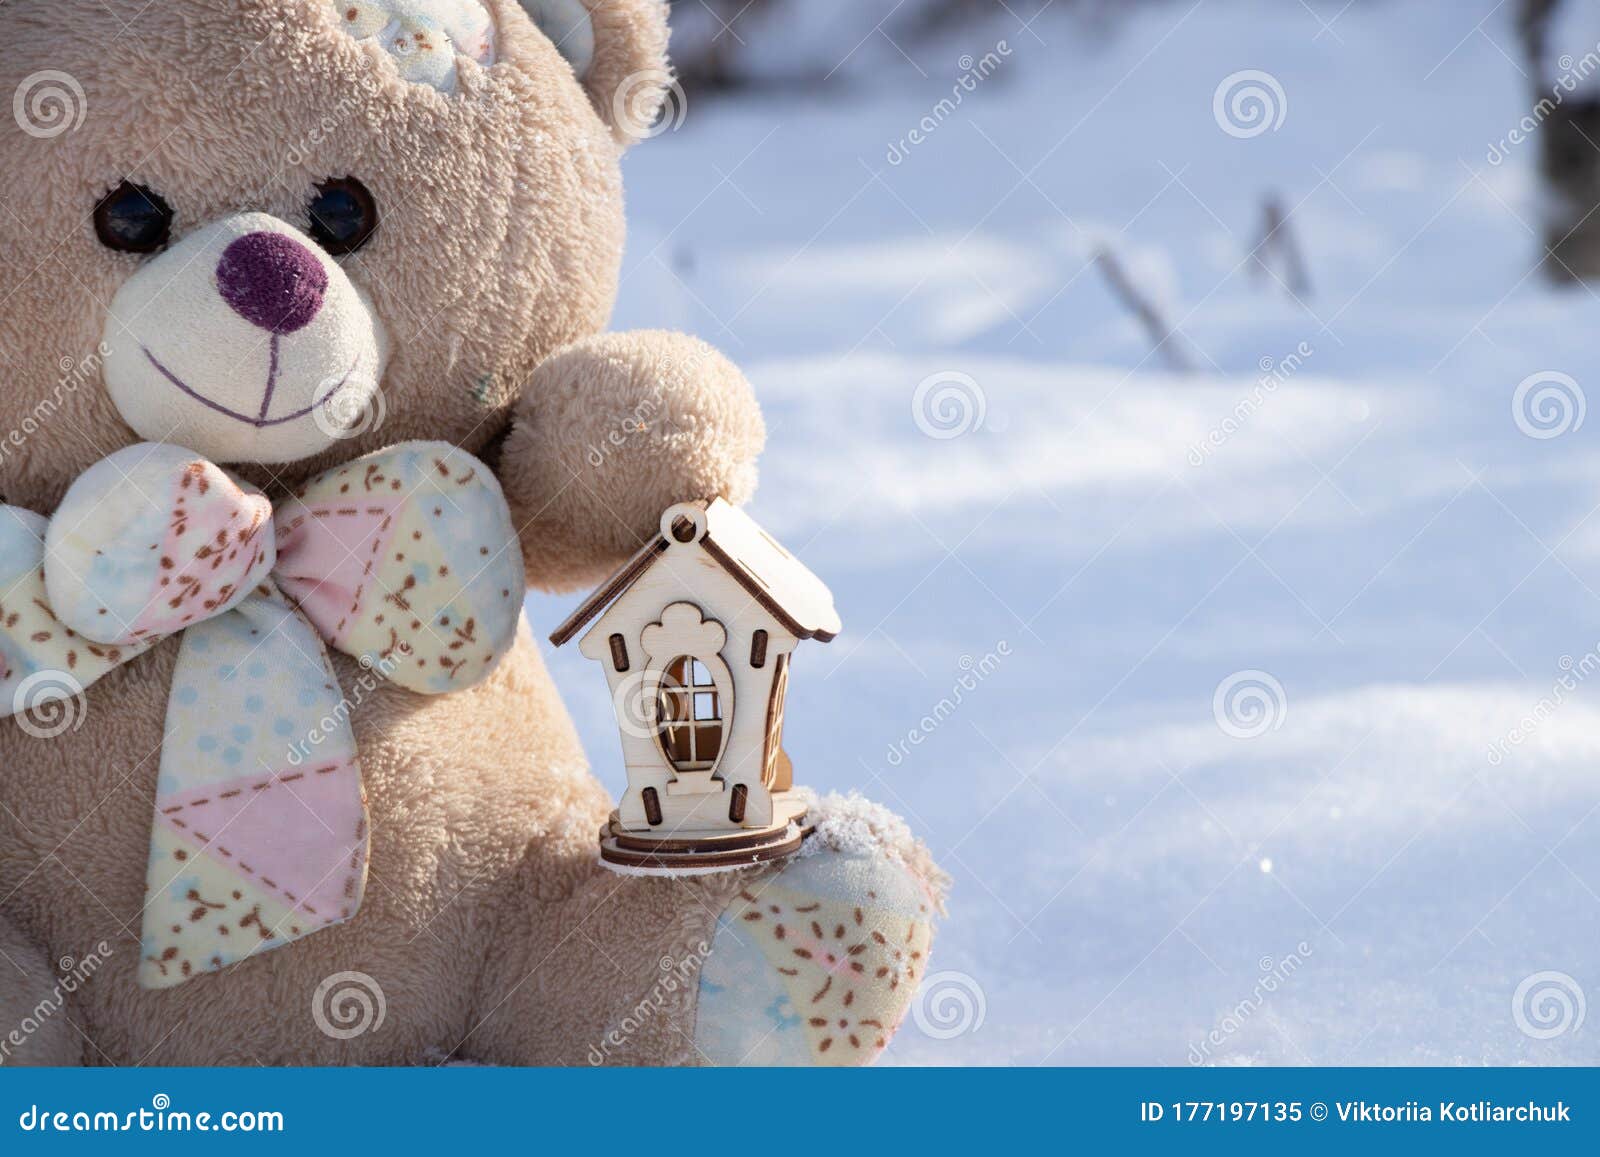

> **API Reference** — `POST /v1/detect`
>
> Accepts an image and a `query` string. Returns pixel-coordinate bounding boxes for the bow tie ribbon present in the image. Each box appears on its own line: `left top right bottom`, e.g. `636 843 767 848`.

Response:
0 441 524 988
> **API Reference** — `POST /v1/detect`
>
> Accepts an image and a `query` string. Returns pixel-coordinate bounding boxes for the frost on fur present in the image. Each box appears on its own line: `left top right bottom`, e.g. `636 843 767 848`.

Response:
798 789 951 916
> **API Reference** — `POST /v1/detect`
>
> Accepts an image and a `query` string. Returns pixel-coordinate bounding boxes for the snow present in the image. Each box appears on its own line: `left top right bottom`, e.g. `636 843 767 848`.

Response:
1546 2 1600 90
529 0 1600 1064
593 857 756 880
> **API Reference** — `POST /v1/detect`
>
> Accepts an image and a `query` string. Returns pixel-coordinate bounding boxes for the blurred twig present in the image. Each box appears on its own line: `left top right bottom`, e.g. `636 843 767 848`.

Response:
1092 246 1196 373
1250 193 1312 299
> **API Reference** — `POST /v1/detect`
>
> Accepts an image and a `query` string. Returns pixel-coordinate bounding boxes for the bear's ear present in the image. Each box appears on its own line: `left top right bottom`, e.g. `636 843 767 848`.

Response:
515 0 672 146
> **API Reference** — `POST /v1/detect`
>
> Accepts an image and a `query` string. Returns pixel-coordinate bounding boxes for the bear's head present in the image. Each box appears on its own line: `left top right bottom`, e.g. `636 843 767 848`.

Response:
0 0 671 508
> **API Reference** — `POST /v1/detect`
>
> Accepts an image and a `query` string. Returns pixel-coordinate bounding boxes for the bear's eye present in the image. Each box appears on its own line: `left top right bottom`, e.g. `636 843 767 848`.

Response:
93 182 173 254
307 177 379 255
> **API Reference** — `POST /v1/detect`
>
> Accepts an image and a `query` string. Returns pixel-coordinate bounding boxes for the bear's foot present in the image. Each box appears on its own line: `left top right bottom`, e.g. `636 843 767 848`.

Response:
692 796 946 1065
466 792 947 1066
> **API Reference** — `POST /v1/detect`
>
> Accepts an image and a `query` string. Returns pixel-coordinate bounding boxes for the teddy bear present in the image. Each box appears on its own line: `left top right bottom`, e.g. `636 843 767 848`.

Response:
0 0 945 1066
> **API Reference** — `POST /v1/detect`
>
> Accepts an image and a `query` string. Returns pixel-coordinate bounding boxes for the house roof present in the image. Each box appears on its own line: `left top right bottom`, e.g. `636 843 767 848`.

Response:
549 499 842 648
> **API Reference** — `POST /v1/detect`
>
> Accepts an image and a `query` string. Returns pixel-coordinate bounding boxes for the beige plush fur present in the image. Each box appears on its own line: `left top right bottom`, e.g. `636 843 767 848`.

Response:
0 0 943 1066
0 912 80 1066
500 330 765 591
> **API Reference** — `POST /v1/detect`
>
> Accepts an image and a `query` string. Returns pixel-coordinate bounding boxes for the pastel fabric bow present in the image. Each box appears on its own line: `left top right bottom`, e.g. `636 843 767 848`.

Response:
0 441 524 989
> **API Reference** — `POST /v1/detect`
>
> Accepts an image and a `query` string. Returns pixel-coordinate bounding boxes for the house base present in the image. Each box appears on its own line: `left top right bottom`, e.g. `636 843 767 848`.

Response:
598 809 812 874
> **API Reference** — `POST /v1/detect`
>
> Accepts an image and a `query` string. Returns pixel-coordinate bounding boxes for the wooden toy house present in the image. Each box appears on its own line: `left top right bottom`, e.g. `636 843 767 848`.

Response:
551 500 840 871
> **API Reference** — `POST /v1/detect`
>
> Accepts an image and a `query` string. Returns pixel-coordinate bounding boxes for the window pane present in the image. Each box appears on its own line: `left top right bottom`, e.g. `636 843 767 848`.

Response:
658 689 689 723
666 724 693 760
698 722 723 755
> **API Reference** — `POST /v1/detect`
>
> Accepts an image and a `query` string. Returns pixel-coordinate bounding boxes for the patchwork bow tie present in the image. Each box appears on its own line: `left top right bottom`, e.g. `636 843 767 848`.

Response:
0 441 524 989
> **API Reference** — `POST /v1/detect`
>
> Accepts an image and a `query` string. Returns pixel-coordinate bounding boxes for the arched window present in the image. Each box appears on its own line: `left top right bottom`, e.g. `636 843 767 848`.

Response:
656 656 724 771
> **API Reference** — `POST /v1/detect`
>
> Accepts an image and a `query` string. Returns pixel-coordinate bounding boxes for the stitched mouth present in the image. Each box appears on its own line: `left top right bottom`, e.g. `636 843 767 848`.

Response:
142 343 363 429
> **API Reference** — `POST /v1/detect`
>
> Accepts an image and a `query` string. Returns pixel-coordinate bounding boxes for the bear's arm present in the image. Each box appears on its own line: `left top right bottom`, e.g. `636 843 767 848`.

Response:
493 330 765 592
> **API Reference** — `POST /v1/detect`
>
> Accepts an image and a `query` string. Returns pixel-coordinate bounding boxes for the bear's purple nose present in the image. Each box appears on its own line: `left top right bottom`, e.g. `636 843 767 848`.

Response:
216 231 329 336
